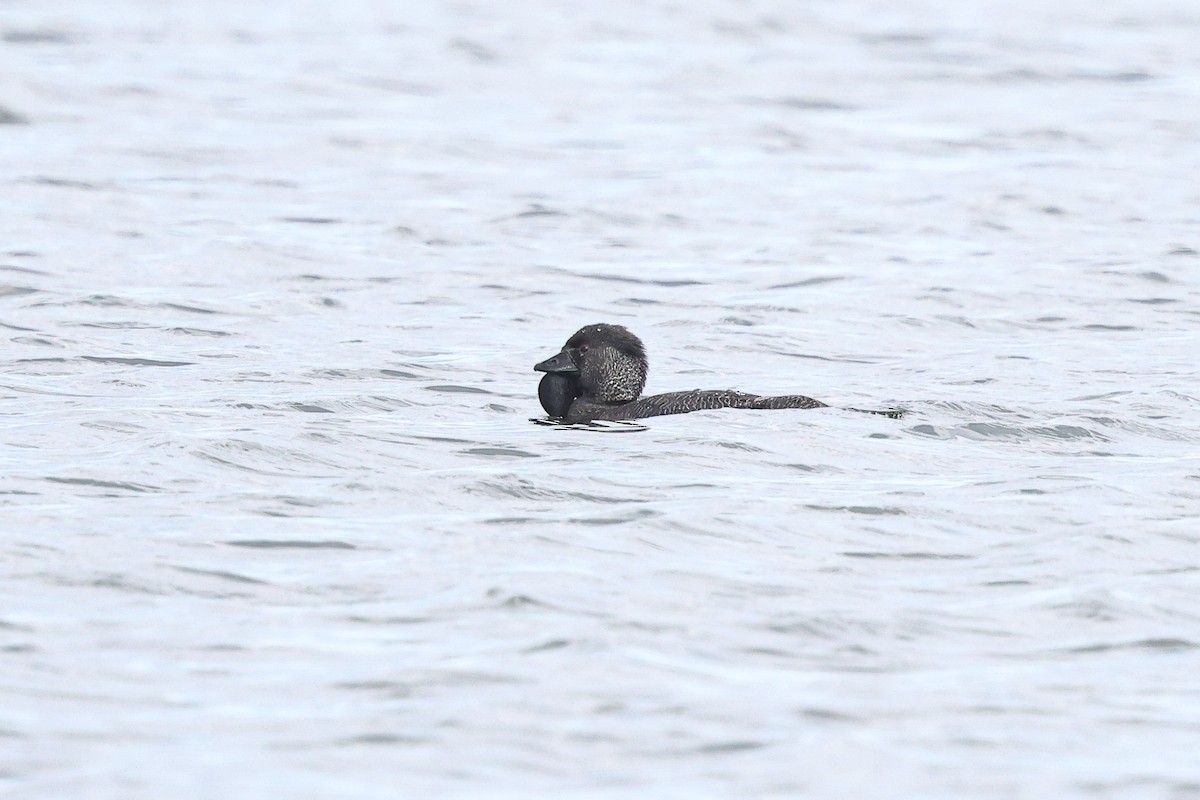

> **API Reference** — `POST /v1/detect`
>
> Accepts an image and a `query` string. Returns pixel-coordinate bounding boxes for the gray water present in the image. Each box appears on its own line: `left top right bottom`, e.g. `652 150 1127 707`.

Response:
3 0 1200 797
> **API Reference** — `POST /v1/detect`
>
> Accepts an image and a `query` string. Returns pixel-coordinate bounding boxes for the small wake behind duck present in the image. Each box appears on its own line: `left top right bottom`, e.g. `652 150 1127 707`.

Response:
533 324 904 424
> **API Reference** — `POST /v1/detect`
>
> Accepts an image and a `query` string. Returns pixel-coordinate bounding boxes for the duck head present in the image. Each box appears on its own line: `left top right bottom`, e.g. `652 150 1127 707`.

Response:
534 323 648 417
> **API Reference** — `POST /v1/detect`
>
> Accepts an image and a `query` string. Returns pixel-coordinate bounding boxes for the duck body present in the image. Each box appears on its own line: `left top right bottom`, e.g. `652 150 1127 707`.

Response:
534 323 827 423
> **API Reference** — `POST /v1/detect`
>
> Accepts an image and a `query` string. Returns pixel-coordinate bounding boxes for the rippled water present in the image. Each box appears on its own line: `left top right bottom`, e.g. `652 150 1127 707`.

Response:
3 0 1200 797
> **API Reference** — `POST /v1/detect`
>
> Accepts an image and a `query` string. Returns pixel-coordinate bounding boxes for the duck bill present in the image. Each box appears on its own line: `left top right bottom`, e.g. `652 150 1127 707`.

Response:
534 349 578 374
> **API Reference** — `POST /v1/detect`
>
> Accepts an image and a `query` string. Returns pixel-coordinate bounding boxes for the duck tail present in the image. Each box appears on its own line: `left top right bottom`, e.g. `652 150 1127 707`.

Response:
846 407 905 419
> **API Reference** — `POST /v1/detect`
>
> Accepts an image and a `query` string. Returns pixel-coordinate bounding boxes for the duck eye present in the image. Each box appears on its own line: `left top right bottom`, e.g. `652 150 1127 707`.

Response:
578 344 589 353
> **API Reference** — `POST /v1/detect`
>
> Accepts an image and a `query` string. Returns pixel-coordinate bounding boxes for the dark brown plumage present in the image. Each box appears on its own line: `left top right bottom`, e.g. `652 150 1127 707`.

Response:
534 324 827 424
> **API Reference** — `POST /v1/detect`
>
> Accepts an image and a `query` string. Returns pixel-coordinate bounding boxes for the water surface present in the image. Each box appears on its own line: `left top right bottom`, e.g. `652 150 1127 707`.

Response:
2 0 1199 797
